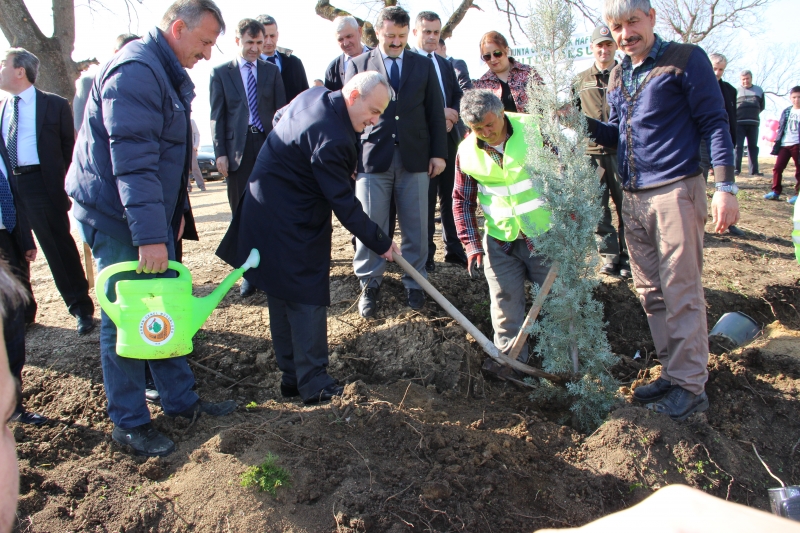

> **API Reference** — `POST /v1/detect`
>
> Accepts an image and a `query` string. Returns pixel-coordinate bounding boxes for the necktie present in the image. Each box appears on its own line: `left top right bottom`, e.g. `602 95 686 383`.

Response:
6 96 20 170
244 62 264 132
388 57 400 94
0 164 16 232
427 53 447 107
266 56 277 65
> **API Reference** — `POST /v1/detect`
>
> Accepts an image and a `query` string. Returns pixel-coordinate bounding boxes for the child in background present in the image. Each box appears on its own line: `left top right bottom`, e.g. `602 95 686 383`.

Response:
766 86 800 204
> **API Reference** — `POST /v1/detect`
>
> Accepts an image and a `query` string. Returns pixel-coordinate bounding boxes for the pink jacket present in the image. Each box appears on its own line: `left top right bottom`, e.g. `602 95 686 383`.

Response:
473 60 540 113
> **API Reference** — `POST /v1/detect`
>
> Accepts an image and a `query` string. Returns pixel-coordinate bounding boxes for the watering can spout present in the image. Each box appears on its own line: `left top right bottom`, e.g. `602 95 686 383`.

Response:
192 249 261 333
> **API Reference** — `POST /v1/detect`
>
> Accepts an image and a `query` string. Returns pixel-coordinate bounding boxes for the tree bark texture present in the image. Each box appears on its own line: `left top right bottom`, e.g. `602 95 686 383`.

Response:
0 0 97 102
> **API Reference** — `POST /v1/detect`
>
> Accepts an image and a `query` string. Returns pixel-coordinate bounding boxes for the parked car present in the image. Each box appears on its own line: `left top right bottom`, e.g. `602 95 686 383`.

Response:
197 145 222 180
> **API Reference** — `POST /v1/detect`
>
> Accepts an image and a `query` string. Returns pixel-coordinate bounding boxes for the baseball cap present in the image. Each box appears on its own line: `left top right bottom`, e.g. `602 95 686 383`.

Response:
592 25 613 45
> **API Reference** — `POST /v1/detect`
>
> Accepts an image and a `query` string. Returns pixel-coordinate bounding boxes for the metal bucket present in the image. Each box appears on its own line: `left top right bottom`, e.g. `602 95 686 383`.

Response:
708 312 761 352
768 486 800 521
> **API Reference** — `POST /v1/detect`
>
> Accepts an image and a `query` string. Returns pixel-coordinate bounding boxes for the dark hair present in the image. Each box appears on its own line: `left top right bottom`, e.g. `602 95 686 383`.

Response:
256 14 277 28
0 257 28 320
376 6 410 30
116 33 140 50
791 86 800 95
415 11 441 27
159 0 225 34
479 31 510 56
5 48 39 84
236 18 265 39
439 38 446 46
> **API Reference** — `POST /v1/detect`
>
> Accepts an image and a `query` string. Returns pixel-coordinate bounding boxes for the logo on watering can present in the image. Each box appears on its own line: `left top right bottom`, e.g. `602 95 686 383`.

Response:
139 312 176 346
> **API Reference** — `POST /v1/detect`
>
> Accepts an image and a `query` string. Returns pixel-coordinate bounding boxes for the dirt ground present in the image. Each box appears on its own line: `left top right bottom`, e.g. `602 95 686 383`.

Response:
11 156 800 532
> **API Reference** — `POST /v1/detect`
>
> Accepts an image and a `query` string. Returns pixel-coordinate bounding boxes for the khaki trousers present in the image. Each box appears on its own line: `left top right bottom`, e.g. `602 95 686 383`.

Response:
623 174 708 394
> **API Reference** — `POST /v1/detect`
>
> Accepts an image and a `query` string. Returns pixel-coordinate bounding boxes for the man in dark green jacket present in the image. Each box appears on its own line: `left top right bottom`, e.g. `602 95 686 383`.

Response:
574 25 629 278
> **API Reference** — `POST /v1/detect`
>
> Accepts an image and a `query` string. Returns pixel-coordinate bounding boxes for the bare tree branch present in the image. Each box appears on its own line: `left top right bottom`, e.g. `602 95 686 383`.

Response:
656 0 773 44
442 0 480 41
753 44 800 98
315 0 379 47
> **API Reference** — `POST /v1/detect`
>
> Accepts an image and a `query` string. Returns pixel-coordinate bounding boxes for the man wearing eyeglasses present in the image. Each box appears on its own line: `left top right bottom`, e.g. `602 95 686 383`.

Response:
345 6 448 317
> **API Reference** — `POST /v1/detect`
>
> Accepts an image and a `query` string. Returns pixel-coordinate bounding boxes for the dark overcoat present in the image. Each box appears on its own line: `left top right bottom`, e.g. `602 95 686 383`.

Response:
216 88 391 306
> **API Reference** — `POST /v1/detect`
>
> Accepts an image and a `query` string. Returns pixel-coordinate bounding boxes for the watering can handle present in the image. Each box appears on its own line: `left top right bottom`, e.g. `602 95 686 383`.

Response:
95 260 193 310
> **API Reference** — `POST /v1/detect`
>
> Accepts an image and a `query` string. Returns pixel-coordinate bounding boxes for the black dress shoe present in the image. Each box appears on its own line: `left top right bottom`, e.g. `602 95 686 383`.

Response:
648 386 709 421
11 410 49 426
112 423 175 457
359 287 379 318
600 263 618 276
280 382 300 398
303 383 344 405
619 266 632 279
443 253 468 268
406 288 425 310
425 258 436 272
172 399 237 419
632 377 675 403
76 314 95 335
145 388 161 404
240 279 256 297
728 225 745 237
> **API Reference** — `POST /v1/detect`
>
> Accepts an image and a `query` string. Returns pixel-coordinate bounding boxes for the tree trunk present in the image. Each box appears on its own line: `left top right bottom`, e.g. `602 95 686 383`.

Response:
0 0 97 102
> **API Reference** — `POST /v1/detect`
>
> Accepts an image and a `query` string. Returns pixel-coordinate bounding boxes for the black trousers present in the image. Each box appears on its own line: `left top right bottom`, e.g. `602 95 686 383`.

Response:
591 153 628 266
15 171 93 318
0 229 28 411
427 135 467 262
736 123 760 174
266 294 334 401
227 130 267 214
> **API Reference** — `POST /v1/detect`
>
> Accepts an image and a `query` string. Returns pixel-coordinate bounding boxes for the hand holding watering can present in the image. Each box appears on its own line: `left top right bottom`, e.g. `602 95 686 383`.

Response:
96 249 260 360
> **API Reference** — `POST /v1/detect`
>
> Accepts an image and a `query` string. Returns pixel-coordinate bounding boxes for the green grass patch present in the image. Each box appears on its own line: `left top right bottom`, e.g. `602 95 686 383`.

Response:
240 453 290 496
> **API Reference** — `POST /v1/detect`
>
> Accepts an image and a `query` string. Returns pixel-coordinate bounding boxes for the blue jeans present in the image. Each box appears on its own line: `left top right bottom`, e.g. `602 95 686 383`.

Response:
79 224 198 428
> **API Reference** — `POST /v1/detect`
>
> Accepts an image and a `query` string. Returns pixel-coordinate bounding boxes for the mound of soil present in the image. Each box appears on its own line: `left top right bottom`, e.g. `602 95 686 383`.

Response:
13 161 800 532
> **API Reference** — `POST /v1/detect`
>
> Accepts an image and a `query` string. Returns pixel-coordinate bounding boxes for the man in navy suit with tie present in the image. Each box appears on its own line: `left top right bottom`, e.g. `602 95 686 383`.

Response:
210 19 286 296
411 11 469 272
345 6 448 318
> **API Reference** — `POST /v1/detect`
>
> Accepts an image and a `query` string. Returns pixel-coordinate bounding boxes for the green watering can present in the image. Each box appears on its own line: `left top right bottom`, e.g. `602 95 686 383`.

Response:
95 249 260 359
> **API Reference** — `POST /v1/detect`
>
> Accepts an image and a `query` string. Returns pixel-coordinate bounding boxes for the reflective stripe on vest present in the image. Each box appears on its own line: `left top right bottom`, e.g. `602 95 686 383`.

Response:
457 112 551 242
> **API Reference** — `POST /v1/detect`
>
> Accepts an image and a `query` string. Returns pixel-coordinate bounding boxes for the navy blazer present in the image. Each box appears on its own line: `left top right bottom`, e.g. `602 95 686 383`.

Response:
277 51 309 103
324 47 373 91
216 88 391 306
209 58 286 172
430 52 464 146
345 49 447 174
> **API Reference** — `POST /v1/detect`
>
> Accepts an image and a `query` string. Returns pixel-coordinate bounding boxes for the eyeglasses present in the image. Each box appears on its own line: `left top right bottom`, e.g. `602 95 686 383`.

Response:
481 50 504 61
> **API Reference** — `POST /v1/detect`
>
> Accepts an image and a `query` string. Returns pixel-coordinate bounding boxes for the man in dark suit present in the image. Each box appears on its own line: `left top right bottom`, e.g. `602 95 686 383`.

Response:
256 15 309 103
345 6 448 317
324 15 371 92
412 11 469 272
0 129 46 424
437 38 473 92
217 72 400 404
210 19 286 215
0 48 94 334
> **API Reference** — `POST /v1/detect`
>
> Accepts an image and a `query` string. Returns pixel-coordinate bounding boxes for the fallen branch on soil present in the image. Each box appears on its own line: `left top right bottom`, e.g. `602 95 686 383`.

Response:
398 383 412 411
347 440 373 491
509 511 573 528
750 442 786 486
187 359 269 389
700 444 734 500
383 482 415 507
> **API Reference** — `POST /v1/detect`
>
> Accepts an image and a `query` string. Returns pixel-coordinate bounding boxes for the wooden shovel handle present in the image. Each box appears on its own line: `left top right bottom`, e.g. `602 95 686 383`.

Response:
507 261 560 361
392 252 561 383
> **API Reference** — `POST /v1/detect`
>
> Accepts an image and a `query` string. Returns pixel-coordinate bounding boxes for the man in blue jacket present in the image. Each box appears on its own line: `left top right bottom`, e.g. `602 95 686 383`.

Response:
66 0 236 457
216 72 400 404
588 0 739 421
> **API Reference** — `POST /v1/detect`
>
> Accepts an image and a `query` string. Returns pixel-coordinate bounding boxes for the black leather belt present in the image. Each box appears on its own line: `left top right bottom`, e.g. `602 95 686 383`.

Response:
12 165 41 175
248 125 264 134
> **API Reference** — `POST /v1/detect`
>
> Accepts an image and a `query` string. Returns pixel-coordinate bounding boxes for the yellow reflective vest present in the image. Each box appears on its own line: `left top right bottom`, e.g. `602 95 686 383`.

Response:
457 113 551 242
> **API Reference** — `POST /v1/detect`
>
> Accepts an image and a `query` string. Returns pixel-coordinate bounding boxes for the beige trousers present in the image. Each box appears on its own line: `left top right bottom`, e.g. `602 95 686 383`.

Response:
623 174 708 394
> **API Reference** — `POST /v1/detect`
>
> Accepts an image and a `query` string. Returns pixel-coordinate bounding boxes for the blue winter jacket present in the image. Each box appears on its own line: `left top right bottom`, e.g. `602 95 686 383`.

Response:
588 41 735 190
66 28 194 247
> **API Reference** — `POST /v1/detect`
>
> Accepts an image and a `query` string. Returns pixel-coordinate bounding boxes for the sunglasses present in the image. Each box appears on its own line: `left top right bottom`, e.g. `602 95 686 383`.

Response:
481 50 505 61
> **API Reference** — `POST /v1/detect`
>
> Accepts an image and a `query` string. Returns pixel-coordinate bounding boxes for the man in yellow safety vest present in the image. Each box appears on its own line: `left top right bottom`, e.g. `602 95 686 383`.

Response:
453 89 551 374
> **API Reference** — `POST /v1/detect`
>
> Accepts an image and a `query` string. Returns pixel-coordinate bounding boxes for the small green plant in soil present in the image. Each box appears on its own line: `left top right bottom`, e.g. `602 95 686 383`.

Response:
240 453 291 496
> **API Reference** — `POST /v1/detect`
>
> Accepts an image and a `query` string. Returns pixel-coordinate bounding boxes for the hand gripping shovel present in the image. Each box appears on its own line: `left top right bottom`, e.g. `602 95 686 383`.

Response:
392 252 561 383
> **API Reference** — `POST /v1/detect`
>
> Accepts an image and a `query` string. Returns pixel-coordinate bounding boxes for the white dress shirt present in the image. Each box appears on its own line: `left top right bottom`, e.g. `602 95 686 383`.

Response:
1 85 39 166
237 56 257 88
0 155 8 230
345 44 371 71
260 52 282 72
413 48 446 107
